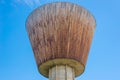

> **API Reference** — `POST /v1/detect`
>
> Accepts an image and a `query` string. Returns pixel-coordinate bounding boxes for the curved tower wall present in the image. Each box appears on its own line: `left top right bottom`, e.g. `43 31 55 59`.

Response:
26 2 96 79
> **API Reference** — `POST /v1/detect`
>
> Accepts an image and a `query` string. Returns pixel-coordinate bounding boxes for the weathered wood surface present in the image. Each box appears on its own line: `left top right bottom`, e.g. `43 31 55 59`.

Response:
26 2 95 76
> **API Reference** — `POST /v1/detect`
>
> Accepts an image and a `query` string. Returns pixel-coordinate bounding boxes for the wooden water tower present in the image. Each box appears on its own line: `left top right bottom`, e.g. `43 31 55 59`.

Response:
26 2 96 80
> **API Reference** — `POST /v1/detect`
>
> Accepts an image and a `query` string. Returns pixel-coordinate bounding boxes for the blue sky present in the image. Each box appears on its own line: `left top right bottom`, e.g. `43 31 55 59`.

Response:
0 0 120 80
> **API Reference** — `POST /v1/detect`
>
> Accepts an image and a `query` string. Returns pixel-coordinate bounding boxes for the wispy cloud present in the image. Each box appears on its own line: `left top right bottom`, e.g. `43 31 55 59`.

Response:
15 0 41 8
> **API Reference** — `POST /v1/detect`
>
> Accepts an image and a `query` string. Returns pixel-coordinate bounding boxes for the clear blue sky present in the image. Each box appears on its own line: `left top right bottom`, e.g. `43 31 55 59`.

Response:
0 0 120 80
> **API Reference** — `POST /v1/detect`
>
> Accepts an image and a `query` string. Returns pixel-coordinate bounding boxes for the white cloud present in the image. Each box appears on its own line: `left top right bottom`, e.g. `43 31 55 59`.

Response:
15 0 41 8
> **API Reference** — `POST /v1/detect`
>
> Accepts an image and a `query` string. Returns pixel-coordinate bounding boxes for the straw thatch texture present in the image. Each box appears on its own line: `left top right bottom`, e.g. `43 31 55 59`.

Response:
26 2 95 75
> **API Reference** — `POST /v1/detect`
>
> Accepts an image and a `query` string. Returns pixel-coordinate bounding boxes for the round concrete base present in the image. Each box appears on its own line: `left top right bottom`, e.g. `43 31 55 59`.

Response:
38 59 85 78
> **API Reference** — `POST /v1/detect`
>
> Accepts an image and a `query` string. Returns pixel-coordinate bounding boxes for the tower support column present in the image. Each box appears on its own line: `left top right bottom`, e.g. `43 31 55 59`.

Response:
49 65 75 80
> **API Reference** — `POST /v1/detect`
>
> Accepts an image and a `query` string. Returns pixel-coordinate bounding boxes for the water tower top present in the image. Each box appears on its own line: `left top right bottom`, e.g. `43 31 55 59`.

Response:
26 2 96 78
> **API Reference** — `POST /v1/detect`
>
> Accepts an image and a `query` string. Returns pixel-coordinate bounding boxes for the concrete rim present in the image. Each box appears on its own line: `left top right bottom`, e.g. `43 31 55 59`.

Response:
38 58 85 78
